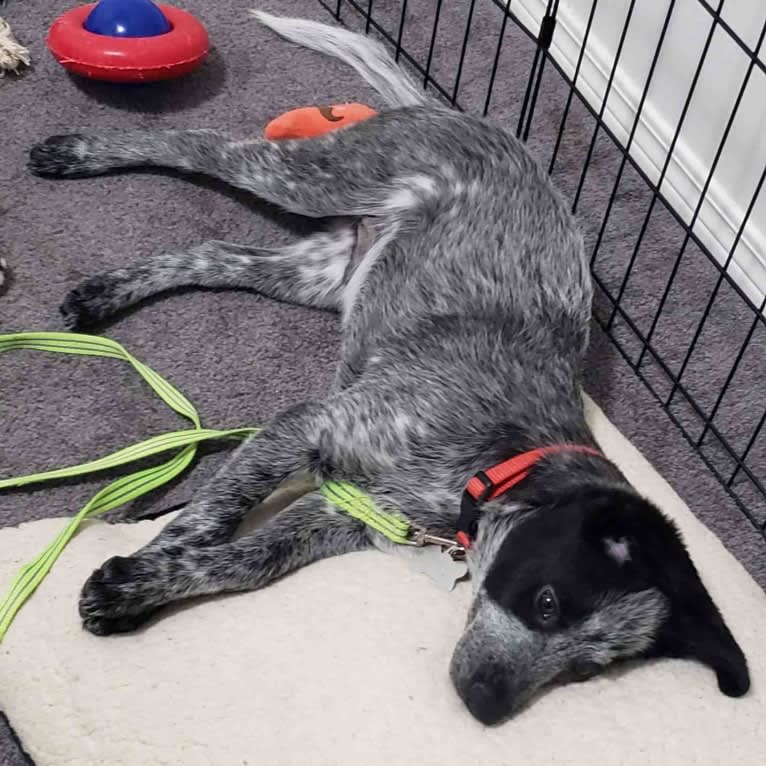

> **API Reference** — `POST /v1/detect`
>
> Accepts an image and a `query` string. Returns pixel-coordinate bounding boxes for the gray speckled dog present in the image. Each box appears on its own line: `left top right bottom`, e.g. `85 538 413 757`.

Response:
28 12 748 724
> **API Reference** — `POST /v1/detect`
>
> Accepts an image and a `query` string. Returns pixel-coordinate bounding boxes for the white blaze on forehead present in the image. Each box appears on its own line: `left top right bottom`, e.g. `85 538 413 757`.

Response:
604 536 632 566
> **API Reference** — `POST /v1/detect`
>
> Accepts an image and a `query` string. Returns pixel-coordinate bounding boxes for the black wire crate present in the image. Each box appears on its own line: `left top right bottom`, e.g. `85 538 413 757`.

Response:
319 0 766 540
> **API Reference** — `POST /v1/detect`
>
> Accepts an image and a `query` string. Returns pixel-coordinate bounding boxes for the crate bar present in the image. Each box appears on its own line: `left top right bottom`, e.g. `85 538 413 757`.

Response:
548 0 599 174
451 0 478 106
730 407 766 487
488 0 548 47
394 0 408 61
697 0 766 75
572 0 638 213
424 0 444 90
516 0 557 139
483 0 513 117
519 0 560 142
590 0 677 277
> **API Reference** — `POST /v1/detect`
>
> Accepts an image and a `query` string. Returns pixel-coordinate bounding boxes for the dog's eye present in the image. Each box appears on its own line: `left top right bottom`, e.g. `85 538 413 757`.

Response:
535 586 559 623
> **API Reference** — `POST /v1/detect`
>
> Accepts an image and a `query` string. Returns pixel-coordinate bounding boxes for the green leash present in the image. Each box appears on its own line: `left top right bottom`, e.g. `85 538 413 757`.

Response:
0 332 414 642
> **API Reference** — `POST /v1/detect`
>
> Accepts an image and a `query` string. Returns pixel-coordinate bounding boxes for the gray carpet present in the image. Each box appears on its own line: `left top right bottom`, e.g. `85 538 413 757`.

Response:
1 1 765 762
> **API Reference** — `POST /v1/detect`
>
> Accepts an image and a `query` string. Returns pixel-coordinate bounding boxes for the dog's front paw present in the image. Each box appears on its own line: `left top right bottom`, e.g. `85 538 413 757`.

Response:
60 273 124 330
29 134 95 178
79 555 160 636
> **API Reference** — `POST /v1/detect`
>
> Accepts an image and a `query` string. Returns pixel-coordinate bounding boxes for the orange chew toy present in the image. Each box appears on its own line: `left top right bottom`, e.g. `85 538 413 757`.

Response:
264 103 377 140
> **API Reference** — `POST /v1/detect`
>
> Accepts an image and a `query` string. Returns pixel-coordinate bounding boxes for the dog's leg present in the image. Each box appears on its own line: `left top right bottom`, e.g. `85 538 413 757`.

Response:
60 222 357 329
29 122 439 218
131 399 341 554
79 495 369 635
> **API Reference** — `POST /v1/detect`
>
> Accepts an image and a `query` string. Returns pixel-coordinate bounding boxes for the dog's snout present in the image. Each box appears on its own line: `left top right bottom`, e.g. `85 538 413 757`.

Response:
450 603 532 724
462 675 513 726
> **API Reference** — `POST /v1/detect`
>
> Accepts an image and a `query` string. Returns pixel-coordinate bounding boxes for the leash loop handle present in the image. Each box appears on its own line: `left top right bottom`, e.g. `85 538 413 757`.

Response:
0 332 259 640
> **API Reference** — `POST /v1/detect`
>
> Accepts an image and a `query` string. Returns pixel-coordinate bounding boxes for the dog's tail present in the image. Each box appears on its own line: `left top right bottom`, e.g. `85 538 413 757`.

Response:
251 11 428 108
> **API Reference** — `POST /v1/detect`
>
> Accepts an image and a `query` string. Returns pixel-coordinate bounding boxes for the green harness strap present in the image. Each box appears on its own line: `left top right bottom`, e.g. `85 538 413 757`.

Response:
0 332 413 642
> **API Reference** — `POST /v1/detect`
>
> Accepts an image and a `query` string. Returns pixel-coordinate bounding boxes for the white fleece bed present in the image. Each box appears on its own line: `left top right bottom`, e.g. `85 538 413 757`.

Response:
1 396 764 766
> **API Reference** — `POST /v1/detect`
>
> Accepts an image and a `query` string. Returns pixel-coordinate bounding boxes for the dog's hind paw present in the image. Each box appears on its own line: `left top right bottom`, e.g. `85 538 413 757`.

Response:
29 134 95 178
60 274 123 329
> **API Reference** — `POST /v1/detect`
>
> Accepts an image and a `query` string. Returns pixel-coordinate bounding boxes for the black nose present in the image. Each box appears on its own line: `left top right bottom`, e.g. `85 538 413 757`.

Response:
464 680 509 726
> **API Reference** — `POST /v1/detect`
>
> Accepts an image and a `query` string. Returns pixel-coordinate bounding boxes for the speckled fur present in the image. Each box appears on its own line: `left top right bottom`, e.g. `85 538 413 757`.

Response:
27 13 747 722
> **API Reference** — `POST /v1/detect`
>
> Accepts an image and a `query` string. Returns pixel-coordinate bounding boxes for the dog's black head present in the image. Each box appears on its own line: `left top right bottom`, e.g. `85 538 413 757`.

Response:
449 485 749 724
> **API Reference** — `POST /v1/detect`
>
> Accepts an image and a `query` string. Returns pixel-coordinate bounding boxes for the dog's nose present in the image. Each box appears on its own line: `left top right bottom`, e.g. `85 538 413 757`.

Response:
464 679 510 726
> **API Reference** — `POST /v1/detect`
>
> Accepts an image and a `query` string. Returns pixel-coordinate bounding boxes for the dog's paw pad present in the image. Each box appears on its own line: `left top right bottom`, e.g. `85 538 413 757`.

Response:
82 612 154 636
29 134 92 177
79 556 142 616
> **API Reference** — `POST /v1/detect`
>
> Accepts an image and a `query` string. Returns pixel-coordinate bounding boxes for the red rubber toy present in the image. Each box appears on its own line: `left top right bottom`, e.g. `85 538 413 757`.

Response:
265 103 378 141
46 1 209 83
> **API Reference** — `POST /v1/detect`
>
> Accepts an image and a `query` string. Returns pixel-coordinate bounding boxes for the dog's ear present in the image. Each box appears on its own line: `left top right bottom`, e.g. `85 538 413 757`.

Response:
582 492 749 697
647 532 750 698
664 586 750 697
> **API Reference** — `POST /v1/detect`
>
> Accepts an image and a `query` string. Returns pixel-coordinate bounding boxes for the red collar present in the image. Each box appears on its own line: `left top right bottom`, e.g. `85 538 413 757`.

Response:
456 444 603 549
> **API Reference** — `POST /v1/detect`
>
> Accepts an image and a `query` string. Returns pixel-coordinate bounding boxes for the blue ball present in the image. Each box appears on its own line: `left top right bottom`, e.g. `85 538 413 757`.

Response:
84 0 172 38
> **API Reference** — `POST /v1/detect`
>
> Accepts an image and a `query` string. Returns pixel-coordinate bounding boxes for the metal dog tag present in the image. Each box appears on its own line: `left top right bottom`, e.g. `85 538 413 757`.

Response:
399 545 469 592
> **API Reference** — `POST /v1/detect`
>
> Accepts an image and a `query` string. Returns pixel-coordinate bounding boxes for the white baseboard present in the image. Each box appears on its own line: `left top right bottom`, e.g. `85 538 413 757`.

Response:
507 0 766 311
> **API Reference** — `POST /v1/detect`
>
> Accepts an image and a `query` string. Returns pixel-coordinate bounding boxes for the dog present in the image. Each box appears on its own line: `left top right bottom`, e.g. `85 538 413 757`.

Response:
27 12 749 724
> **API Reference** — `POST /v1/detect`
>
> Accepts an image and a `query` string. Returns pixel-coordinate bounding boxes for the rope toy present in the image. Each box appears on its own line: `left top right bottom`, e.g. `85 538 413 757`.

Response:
0 16 30 74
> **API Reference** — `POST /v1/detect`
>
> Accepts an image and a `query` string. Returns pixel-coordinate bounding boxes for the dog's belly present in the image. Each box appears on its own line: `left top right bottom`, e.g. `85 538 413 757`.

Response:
342 217 393 320
349 217 377 274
